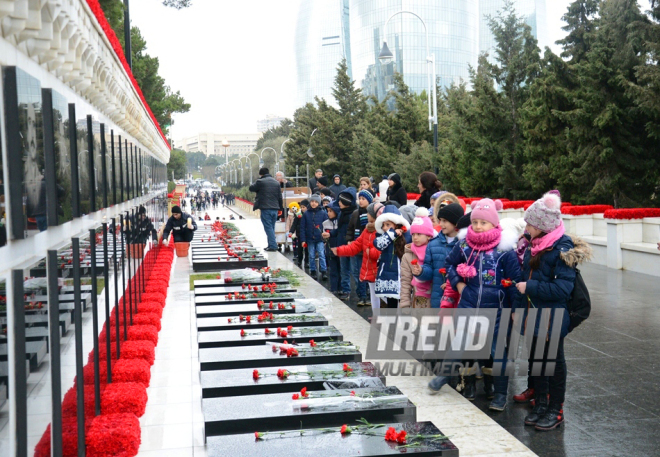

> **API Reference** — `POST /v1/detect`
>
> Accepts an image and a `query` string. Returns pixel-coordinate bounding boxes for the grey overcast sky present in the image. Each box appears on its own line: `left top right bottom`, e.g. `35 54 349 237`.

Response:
129 0 649 141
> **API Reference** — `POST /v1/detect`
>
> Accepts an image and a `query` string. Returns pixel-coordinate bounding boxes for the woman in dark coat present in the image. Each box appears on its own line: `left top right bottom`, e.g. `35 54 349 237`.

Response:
414 171 443 209
386 173 408 206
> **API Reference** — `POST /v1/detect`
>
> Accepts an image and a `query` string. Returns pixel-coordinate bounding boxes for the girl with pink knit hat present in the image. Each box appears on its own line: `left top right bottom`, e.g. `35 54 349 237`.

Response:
435 198 522 411
400 208 436 308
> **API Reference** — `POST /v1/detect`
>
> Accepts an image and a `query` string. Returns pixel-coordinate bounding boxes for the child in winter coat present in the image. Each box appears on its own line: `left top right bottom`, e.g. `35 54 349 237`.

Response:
322 201 341 293
346 189 373 305
413 203 465 308
400 208 436 308
373 205 410 308
429 199 522 412
300 195 328 280
439 211 472 308
334 188 358 300
514 192 591 431
289 200 308 268
332 202 383 308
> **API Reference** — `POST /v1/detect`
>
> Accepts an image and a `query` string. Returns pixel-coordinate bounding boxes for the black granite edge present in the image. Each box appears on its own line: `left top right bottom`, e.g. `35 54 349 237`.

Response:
193 260 268 272
195 296 296 306
196 307 296 318
200 351 362 371
193 278 289 288
197 331 343 349
196 316 328 332
206 421 458 457
195 288 298 296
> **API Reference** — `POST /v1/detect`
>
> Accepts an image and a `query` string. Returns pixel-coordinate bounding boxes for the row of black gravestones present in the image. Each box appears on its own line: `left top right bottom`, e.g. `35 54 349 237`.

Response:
192 225 459 456
190 222 268 272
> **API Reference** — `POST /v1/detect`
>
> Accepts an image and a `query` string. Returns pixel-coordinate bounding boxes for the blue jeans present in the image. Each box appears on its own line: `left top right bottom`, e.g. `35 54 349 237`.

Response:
326 249 341 292
260 209 278 249
307 241 326 273
339 256 352 294
351 254 367 298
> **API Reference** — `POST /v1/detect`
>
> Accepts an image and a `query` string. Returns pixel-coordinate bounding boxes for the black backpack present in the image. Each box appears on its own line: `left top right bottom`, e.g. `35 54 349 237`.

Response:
567 268 591 332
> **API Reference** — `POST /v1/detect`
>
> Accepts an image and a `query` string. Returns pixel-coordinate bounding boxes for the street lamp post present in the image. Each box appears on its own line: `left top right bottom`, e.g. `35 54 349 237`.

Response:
232 159 242 186
279 138 291 175
245 152 260 183
222 138 230 166
259 147 277 173
379 10 437 157
307 128 318 158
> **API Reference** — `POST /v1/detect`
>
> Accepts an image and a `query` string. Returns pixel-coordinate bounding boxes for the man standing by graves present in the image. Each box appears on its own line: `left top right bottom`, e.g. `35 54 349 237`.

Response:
249 167 283 251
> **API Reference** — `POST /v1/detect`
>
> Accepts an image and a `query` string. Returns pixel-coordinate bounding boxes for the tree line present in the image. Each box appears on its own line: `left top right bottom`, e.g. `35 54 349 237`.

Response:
280 0 660 208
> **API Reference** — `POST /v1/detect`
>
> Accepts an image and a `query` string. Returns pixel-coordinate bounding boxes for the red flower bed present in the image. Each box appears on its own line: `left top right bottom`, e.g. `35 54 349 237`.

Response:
140 292 166 306
112 358 152 387
109 311 161 331
562 205 614 216
61 384 105 418
99 324 158 346
462 197 483 204
101 382 148 417
34 416 89 457
81 361 114 386
89 343 119 364
145 283 168 294
407 193 421 201
604 208 660 219
502 200 535 210
86 413 141 457
136 302 164 317
236 197 254 205
121 340 156 365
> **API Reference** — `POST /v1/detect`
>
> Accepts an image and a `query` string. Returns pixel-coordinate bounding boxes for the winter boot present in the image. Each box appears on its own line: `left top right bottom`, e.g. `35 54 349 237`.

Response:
535 403 564 431
310 271 317 279
483 375 495 400
524 394 549 426
428 376 451 394
462 375 477 401
489 393 507 411
513 388 535 403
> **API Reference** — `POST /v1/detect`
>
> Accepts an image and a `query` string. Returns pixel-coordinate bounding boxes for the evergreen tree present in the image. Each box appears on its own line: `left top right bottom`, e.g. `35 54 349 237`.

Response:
556 0 600 63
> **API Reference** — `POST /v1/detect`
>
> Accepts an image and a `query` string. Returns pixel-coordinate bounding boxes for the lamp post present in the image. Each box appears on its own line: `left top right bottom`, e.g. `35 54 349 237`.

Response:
260 147 277 173
232 159 242 186
245 152 260 183
279 138 291 175
307 128 318 158
222 138 230 166
379 10 437 157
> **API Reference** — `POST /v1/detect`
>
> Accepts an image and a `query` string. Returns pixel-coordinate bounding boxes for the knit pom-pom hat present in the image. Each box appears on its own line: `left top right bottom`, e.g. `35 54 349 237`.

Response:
410 207 435 237
524 192 562 232
470 199 503 227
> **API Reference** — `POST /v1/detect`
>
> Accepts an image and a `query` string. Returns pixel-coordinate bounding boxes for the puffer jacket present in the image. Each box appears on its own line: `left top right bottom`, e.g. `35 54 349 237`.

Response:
386 183 408 206
373 228 402 298
445 226 522 310
300 206 328 243
514 235 592 338
400 244 431 309
335 222 380 282
417 233 459 308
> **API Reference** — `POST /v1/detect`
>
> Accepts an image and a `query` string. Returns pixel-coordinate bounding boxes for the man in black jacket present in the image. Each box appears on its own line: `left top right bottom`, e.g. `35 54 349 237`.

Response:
249 167 283 251
162 205 197 245
308 169 323 194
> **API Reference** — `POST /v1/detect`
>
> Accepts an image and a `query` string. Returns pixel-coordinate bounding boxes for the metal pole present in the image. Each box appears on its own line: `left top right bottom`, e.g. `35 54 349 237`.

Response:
89 229 101 415
113 218 120 360
120 214 127 342
126 211 134 326
46 251 63 455
104 222 113 383
72 238 86 456
11 270 28 457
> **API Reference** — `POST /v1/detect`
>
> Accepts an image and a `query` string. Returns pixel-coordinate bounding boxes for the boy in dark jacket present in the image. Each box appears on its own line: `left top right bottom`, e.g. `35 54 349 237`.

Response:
300 195 328 279
290 199 309 268
346 189 373 304
322 201 341 291
334 187 357 299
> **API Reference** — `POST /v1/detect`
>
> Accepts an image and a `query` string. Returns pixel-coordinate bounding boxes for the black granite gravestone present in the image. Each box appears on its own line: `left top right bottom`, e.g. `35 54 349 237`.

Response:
196 313 328 332
193 278 289 289
197 325 343 349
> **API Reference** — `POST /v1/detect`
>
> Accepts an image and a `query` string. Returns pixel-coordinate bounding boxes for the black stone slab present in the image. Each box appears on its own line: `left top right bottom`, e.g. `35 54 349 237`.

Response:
196 313 327 332
0 340 48 370
201 362 384 398
195 293 301 306
196 303 303 319
206 421 458 457
199 341 361 371
25 293 92 311
195 286 297 296
22 311 71 335
193 258 268 272
194 278 289 288
203 386 415 438
198 325 342 349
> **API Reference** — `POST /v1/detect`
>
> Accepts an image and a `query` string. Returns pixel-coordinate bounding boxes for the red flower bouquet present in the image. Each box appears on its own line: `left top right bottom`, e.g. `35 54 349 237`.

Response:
604 208 660 219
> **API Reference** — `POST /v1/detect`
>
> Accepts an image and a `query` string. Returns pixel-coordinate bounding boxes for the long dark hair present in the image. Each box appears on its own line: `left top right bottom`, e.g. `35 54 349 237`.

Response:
419 171 443 193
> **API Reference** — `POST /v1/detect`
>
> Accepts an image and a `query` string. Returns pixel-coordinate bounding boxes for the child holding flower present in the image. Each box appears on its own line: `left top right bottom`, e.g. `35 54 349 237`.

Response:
373 205 410 308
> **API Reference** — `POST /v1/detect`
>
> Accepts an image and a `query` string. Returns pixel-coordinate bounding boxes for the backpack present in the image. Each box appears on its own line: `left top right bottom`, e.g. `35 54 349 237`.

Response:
567 268 590 332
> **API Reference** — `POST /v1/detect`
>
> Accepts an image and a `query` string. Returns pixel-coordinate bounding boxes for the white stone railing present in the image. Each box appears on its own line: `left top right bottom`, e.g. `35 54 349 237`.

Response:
0 0 170 163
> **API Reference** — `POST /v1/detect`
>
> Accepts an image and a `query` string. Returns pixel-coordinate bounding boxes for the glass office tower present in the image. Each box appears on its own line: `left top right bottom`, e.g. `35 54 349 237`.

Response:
349 0 479 101
295 0 352 106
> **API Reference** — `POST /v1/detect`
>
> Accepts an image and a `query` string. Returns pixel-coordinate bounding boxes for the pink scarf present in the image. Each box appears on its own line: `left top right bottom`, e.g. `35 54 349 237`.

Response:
466 225 502 252
531 221 565 256
410 243 431 298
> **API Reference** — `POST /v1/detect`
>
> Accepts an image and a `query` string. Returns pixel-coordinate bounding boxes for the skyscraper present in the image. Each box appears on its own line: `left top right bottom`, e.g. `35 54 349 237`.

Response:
294 0 547 105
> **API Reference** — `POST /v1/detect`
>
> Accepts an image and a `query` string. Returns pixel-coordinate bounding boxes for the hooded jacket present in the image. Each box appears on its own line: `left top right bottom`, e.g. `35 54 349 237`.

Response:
514 235 592 338
328 175 347 197
300 205 328 243
387 181 408 206
445 225 522 310
333 188 357 247
336 222 380 282
400 244 432 308
373 205 411 298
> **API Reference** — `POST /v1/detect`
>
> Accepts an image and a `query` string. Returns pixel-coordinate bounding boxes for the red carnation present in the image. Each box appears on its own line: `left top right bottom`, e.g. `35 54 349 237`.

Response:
340 424 350 434
384 427 398 442
240 329 246 337
411 259 418 265
246 316 251 323
309 340 316 347
292 393 299 400
255 432 263 440
228 318 232 323
253 370 260 380
272 345 278 352
287 325 293 332
350 390 356 396
300 387 308 397
501 279 513 288
265 328 272 334
343 363 353 372
280 330 288 338
439 268 447 275
396 430 407 444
